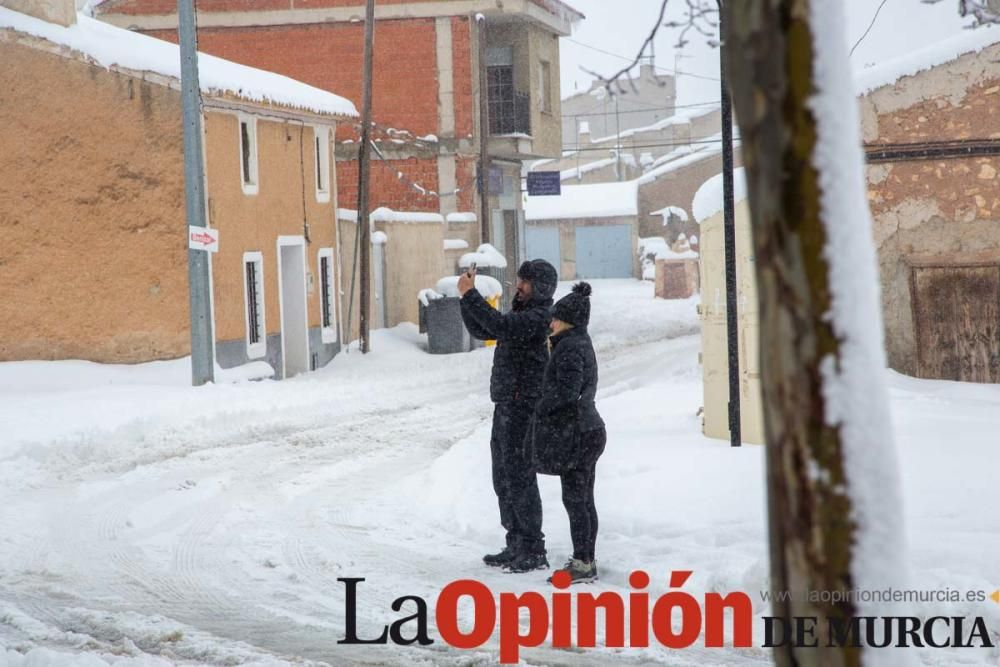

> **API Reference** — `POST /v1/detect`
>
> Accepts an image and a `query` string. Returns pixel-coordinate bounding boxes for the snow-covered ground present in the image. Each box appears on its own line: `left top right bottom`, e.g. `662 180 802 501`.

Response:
1 280 998 666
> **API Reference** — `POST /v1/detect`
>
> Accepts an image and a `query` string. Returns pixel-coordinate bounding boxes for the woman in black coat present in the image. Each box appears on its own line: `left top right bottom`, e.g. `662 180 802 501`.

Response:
528 282 606 584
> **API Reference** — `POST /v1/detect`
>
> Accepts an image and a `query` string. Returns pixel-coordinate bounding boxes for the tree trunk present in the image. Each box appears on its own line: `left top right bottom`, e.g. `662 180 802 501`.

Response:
722 2 859 665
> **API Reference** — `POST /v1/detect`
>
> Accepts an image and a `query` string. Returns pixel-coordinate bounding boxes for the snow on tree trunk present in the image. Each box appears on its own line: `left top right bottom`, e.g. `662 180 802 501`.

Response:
722 2 910 665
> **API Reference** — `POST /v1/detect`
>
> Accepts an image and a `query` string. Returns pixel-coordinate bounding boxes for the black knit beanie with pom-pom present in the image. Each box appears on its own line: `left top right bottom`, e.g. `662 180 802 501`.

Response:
552 282 592 328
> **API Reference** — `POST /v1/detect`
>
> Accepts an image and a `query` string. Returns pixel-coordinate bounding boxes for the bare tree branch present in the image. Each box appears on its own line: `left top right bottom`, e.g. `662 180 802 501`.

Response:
581 0 721 96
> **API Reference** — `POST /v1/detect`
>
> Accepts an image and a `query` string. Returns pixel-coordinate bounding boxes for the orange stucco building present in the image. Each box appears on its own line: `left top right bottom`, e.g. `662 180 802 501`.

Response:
0 1 357 378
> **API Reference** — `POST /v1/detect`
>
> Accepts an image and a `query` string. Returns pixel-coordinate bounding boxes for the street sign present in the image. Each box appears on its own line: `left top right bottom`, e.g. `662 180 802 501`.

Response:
188 226 219 253
527 171 561 197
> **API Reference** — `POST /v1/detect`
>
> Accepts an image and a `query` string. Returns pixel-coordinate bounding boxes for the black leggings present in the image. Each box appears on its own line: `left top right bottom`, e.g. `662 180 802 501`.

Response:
560 428 607 563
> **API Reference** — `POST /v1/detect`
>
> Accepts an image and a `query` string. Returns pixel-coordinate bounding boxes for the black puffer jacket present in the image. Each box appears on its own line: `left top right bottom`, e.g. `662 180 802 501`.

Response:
460 261 557 403
529 325 605 474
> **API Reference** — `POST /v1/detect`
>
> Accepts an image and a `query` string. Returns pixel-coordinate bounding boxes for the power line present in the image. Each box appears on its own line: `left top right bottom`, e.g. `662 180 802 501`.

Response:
567 37 722 83
559 99 722 119
851 0 890 57
562 137 741 153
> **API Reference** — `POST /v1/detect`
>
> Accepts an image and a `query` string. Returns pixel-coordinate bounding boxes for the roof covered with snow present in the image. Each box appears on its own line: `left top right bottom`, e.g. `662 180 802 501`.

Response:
692 167 747 223
588 106 714 145
525 180 638 221
0 8 358 118
855 24 1000 95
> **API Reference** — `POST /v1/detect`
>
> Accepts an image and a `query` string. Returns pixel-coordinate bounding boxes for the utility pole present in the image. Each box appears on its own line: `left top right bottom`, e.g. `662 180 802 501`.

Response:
356 0 375 354
615 96 623 181
178 0 214 386
476 13 491 245
718 0 741 447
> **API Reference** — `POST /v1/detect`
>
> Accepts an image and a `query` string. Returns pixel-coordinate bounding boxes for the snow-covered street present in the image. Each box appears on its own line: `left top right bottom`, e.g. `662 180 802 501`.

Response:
1 280 999 666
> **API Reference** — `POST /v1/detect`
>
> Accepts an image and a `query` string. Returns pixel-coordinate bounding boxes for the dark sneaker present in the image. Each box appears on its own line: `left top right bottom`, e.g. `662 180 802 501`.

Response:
483 547 517 568
503 552 549 573
547 558 598 584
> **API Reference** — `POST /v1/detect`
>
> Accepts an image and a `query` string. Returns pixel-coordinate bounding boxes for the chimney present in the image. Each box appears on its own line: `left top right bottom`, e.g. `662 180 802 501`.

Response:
0 0 77 26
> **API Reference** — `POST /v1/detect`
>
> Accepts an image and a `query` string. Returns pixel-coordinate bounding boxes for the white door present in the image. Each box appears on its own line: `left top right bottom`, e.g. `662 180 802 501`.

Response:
278 237 310 378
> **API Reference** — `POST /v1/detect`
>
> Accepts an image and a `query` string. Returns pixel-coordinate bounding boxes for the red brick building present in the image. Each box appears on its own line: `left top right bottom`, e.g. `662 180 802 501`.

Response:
96 0 581 271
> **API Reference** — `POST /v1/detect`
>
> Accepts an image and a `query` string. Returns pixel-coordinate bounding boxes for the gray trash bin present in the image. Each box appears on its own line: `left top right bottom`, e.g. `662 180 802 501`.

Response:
425 296 471 354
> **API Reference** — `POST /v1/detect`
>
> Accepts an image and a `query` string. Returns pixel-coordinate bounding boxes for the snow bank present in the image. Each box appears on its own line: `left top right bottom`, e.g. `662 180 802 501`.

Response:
525 180 638 221
0 358 273 395
434 275 503 299
458 243 507 269
1 647 172 666
692 167 747 223
443 239 469 251
810 0 910 635
0 9 357 117
369 207 444 224
855 23 1000 94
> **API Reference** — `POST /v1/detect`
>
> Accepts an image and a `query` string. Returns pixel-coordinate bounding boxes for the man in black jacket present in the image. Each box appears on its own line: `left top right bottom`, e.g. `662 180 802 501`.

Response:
457 259 557 573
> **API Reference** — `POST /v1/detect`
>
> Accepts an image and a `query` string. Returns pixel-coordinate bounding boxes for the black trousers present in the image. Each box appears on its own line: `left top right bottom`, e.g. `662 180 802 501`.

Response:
490 400 545 555
560 427 607 563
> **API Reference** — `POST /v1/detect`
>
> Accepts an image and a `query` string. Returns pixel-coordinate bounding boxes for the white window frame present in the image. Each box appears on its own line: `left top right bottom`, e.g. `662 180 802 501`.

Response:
314 125 331 203
243 251 267 359
239 115 259 195
318 247 338 344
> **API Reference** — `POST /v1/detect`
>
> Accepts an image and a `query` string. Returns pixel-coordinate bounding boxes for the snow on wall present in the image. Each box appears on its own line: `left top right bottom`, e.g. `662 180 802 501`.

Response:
638 133 743 186
854 23 1000 95
810 0 910 639
560 156 617 181
458 244 507 269
692 167 747 223
369 207 445 224
445 212 477 224
525 180 638 221
0 8 358 117
443 239 469 250
587 107 708 145
417 288 443 306
434 275 503 299
651 205 690 223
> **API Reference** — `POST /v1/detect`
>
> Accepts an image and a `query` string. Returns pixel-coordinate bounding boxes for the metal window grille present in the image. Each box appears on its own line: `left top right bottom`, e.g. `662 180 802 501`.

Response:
315 136 323 191
487 66 531 136
241 121 252 184
246 260 262 345
320 256 333 329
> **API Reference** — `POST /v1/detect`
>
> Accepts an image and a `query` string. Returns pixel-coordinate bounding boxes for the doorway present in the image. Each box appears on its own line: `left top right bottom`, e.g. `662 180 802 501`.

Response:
277 236 310 379
912 265 1000 382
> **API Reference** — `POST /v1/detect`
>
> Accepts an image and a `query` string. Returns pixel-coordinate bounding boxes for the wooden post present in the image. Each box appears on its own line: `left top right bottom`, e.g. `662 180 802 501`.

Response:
357 0 375 353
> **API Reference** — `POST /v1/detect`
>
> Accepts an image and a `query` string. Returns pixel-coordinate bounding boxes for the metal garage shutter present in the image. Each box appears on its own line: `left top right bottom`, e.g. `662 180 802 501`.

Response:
575 225 633 279
525 226 561 279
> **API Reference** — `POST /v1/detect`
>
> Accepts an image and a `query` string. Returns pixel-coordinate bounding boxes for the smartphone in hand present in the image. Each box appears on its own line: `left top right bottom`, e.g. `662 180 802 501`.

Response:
467 261 477 278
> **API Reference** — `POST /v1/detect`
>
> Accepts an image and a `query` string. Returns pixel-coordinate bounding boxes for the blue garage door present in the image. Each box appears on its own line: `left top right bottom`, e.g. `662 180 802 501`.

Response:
525 226 561 279
575 225 633 278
